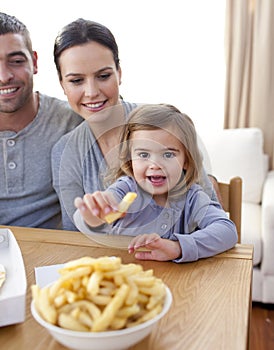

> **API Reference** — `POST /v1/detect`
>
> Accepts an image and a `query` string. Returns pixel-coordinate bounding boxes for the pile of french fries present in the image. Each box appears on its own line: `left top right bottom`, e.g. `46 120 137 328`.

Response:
31 256 166 332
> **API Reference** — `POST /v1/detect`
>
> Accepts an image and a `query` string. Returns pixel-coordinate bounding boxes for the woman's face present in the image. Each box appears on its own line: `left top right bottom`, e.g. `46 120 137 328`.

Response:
59 41 122 120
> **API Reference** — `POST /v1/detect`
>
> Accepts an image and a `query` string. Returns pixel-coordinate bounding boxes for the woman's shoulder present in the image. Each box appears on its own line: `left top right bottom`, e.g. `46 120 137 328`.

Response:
52 122 94 160
121 100 138 115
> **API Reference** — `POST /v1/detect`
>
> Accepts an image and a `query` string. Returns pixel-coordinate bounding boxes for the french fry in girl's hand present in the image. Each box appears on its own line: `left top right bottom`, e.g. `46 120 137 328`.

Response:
104 192 137 224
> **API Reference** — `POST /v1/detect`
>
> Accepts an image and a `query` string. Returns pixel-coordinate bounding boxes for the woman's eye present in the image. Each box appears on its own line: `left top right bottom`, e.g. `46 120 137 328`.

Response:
138 152 149 159
163 152 175 159
98 73 111 80
69 78 83 85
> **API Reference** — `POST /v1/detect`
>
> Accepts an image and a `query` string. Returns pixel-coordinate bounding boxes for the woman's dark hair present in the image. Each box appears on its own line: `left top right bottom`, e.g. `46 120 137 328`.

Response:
0 12 33 52
54 18 120 80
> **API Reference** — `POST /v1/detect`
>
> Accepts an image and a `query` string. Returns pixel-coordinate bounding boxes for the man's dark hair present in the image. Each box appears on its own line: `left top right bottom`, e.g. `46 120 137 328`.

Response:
0 12 33 52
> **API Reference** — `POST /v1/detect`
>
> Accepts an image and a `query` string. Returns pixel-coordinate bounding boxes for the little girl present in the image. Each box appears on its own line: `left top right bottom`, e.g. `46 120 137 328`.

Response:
74 104 238 262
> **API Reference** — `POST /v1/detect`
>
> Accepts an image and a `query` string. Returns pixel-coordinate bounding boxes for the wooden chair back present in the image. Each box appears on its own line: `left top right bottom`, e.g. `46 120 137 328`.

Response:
218 177 242 243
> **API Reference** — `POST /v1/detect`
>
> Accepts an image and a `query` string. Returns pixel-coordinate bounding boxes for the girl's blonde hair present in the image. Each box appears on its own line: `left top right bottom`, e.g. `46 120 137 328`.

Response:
106 103 203 198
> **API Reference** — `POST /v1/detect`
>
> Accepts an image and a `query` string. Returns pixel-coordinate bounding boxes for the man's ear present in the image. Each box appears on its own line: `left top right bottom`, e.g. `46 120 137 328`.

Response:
32 51 38 75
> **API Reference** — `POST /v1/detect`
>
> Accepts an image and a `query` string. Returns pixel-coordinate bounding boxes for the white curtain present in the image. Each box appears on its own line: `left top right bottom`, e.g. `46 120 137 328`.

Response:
224 0 274 169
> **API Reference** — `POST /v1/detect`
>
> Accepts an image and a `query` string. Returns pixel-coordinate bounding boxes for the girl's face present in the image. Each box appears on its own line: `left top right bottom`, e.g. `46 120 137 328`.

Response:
130 129 187 205
59 41 121 121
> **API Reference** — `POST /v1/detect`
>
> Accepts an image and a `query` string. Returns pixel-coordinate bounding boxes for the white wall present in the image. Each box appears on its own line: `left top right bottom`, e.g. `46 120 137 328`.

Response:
2 0 226 139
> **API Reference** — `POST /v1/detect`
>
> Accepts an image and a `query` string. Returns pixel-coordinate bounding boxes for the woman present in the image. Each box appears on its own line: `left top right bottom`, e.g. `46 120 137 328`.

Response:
51 18 218 231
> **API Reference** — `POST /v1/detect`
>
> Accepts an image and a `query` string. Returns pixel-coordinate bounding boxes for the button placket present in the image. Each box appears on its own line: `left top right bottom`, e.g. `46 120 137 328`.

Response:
159 209 175 233
4 136 24 192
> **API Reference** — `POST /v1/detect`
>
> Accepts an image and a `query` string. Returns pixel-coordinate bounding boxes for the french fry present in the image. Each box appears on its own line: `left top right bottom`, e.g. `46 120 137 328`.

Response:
61 256 96 271
31 284 40 307
88 294 112 306
132 275 156 287
87 270 103 296
92 256 121 271
125 277 138 306
110 317 127 330
116 304 140 319
104 192 137 224
59 300 101 320
77 310 94 328
65 290 78 303
37 287 58 324
99 286 115 296
92 284 129 332
127 303 163 327
58 312 89 332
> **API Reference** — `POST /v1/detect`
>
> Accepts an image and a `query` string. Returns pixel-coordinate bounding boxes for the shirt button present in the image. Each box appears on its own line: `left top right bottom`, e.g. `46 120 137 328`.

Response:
7 139 15 147
161 223 168 230
164 213 170 219
8 162 16 169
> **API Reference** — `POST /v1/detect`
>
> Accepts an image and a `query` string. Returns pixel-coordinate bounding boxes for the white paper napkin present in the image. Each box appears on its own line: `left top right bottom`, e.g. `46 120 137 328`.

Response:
35 264 64 287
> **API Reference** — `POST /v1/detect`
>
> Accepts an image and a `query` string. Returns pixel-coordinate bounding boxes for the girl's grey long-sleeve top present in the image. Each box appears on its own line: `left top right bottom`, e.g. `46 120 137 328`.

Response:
73 176 238 263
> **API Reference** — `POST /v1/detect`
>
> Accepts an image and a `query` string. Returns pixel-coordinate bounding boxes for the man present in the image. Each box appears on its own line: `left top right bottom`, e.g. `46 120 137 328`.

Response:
0 12 83 228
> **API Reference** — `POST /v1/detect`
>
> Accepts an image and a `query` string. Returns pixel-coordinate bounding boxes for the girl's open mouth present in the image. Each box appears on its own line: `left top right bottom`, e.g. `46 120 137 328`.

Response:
148 176 166 186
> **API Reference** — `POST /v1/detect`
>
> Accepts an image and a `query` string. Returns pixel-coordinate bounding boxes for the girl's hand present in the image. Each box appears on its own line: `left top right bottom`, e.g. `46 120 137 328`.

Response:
128 233 182 261
74 191 118 227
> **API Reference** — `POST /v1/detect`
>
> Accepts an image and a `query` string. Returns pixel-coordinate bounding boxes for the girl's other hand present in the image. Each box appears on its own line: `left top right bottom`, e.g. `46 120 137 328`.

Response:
128 233 182 261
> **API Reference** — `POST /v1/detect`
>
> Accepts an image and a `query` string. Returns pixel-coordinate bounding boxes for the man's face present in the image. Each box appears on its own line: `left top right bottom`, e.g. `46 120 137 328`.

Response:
0 33 37 114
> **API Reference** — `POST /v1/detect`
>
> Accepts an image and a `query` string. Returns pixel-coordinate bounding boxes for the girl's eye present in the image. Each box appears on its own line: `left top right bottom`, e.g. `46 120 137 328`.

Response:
138 152 149 159
163 151 175 159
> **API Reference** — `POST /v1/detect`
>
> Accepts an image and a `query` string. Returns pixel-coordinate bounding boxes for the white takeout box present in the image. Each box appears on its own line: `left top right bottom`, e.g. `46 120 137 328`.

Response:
0 228 27 327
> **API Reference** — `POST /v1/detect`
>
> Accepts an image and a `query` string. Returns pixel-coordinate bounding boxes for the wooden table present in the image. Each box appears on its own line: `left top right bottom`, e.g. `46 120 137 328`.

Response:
0 226 253 350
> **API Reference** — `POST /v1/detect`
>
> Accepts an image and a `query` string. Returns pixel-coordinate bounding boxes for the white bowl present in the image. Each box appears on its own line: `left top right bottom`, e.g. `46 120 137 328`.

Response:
31 285 172 350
